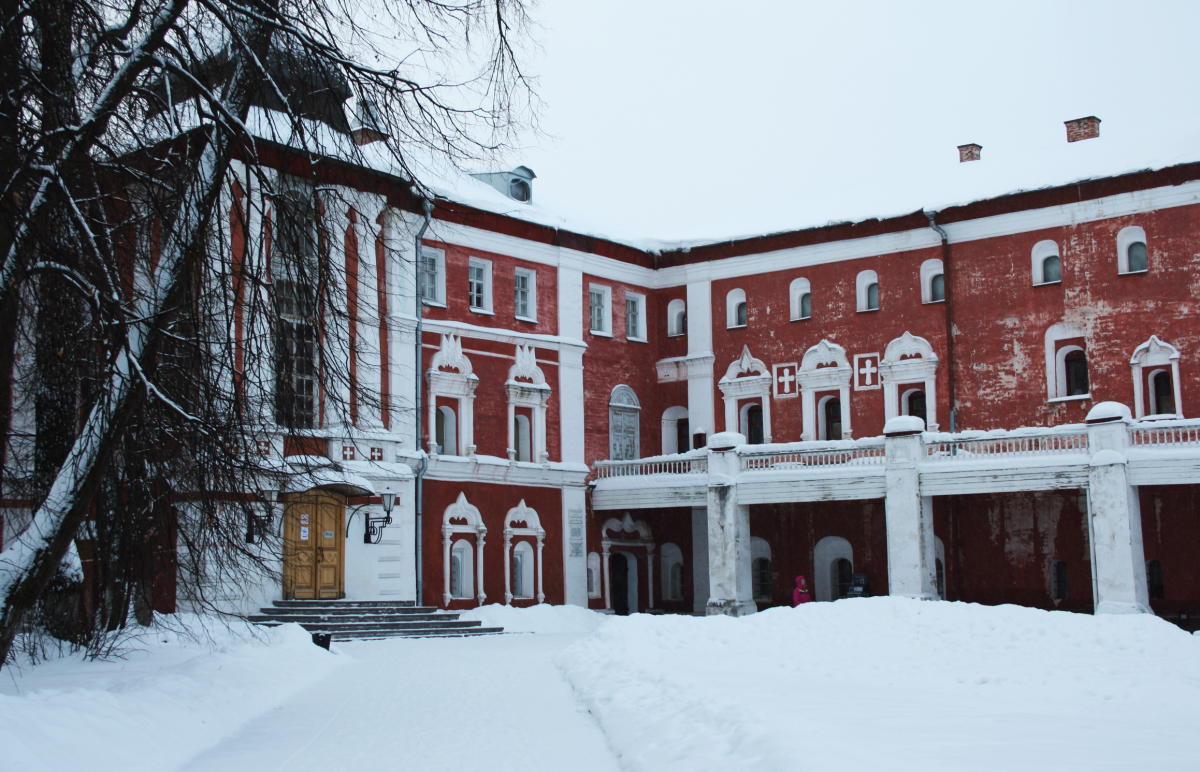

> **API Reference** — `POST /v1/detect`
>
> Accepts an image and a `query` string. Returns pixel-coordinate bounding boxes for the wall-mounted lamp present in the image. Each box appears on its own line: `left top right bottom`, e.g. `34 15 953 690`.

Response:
365 487 397 544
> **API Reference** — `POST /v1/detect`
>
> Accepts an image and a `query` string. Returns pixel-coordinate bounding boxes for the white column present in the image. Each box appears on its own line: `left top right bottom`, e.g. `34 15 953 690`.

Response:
536 533 546 604
839 384 853 439
441 525 453 606
883 379 899 422
506 399 516 459
535 398 549 462
1131 364 1145 419
503 531 513 604
723 395 738 434
427 394 438 454
1171 361 1184 418
801 388 816 442
762 395 772 444
476 527 487 605
602 541 612 610
1086 408 1151 614
923 377 938 431
705 447 756 616
883 423 937 598
559 346 586 463
462 394 475 455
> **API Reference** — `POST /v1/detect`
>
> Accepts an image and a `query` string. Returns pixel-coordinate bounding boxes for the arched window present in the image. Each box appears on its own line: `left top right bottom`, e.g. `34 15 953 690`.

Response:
751 537 772 602
662 405 689 454
435 405 458 455
609 385 641 460
833 558 853 599
1150 370 1175 416
511 541 535 599
855 270 880 312
813 536 853 602
920 258 944 303
1051 560 1069 600
1117 225 1149 274
1146 559 1164 600
661 542 684 601
789 278 812 320
513 414 531 462
726 288 747 328
667 298 687 336
904 389 927 428
587 552 602 599
1064 350 1088 396
450 539 474 599
740 403 764 445
1031 240 1062 285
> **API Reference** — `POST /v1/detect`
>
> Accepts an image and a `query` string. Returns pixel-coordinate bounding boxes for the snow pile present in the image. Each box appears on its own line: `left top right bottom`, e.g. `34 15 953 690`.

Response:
459 603 609 635
559 598 1200 772
0 618 345 772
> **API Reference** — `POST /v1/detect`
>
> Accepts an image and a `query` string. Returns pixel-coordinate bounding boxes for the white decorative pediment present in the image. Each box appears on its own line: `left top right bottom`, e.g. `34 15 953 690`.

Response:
1130 335 1180 367
602 513 652 541
721 345 769 383
508 345 546 385
504 500 544 534
801 339 849 372
430 334 474 377
443 492 483 529
883 332 937 364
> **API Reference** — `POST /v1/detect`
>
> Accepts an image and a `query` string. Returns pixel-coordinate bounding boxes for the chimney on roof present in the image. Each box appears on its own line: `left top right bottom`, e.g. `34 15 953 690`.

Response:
350 96 388 146
1064 116 1101 143
957 143 982 163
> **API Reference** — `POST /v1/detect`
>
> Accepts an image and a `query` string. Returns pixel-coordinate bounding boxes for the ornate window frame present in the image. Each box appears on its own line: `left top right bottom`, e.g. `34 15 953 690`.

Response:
798 339 852 441
503 500 545 604
879 332 940 431
600 514 654 612
1130 335 1182 419
427 334 479 455
718 345 772 442
441 492 487 607
506 344 551 462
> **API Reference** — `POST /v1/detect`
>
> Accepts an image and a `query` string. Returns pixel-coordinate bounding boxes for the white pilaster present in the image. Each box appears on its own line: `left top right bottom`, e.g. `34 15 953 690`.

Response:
883 419 938 599
686 276 716 443
705 439 756 616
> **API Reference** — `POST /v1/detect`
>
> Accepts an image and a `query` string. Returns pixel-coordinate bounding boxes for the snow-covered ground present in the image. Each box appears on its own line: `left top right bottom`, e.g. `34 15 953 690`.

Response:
3 600 1198 771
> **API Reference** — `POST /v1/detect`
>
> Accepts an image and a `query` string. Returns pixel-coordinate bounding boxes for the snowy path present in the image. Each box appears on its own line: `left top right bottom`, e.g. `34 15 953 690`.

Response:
177 633 622 772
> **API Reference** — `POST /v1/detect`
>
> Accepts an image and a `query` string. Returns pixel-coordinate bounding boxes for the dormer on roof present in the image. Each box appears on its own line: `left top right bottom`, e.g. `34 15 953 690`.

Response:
349 96 388 146
471 165 537 203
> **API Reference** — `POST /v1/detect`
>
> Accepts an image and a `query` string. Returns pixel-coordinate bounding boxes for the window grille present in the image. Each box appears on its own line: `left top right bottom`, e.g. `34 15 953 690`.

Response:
752 558 772 601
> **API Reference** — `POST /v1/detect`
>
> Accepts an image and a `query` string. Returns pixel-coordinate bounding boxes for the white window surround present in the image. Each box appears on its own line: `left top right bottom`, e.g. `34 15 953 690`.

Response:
920 258 944 304
816 394 841 441
1044 322 1086 401
468 256 493 314
588 283 612 337
661 405 689 454
813 536 853 602
726 287 748 328
441 492 487 607
789 277 812 320
856 270 879 312
718 345 772 442
1031 240 1061 286
667 298 686 336
505 344 550 463
600 514 654 612
450 539 474 599
427 334 479 456
798 339 852 441
514 267 537 322
587 552 602 599
660 542 684 601
420 246 447 307
1130 335 1183 419
1055 345 1088 401
879 331 939 431
1117 225 1149 274
625 291 647 342
503 500 546 604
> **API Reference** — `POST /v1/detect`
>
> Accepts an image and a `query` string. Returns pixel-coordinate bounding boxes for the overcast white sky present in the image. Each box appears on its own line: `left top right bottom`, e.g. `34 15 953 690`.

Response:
503 1 1200 243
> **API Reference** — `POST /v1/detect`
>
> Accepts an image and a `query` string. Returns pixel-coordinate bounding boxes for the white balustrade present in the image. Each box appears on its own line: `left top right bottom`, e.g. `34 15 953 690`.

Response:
740 445 885 471
595 456 708 478
923 432 1088 461
1130 422 1200 448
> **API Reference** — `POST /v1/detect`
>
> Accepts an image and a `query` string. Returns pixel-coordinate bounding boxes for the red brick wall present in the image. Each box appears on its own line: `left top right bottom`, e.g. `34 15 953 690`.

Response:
422 479 563 609
1139 485 1200 616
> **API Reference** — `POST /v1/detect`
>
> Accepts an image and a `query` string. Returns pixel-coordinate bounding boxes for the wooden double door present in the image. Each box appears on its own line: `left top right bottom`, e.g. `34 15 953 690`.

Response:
283 490 346 600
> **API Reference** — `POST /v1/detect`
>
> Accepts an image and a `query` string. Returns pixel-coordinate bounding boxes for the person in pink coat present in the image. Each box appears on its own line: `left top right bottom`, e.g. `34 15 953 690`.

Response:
793 575 812 606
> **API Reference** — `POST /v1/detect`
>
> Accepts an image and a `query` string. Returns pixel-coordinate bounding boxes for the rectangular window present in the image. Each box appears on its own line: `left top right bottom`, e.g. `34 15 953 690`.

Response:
590 290 606 333
468 257 492 313
625 292 646 341
514 268 536 320
420 247 445 305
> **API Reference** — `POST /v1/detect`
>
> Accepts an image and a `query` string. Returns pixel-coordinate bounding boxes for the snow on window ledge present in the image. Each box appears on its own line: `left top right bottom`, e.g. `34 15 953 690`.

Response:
1048 394 1091 403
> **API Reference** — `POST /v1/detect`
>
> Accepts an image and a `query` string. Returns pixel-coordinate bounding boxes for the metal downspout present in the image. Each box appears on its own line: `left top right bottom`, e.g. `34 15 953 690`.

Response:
413 198 433 606
926 211 957 434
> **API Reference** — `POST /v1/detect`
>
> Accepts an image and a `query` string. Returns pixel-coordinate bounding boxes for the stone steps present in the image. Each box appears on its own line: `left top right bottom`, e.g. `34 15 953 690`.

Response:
251 600 502 641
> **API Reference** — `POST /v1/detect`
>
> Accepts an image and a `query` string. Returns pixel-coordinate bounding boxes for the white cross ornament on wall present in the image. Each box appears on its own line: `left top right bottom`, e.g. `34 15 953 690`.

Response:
773 362 799 398
853 353 881 391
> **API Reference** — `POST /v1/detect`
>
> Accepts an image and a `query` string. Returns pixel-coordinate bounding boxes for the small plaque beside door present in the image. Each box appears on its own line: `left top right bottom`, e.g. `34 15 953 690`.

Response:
324 531 334 539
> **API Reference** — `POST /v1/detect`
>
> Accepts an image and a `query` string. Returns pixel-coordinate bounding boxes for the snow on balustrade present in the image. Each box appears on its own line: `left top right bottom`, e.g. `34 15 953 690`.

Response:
739 439 885 471
923 426 1089 462
595 453 708 478
1129 418 1200 448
